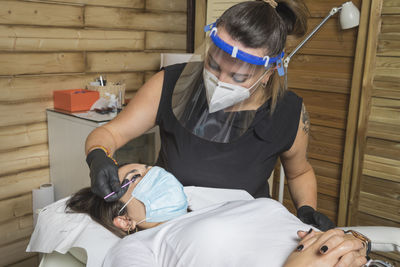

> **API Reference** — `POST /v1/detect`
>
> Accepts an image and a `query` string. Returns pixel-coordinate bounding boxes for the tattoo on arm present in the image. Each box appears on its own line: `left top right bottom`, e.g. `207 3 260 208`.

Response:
301 103 310 135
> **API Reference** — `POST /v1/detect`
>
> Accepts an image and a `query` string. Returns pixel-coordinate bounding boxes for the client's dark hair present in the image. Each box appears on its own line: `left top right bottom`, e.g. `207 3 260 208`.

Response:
66 187 128 238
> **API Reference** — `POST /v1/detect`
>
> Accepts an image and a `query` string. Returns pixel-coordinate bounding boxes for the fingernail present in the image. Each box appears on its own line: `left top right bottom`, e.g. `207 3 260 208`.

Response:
296 245 304 251
320 245 328 253
308 228 313 234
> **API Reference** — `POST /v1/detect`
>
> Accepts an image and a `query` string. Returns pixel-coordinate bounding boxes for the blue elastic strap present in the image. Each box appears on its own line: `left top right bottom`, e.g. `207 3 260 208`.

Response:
204 22 285 73
276 58 285 76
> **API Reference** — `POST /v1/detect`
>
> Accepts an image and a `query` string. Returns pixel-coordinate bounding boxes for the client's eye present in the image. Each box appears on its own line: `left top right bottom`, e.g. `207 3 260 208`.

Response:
124 169 140 180
131 174 141 179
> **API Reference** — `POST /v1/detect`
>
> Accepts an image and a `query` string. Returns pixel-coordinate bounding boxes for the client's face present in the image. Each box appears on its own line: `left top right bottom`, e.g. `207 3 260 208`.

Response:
116 163 162 229
118 163 151 190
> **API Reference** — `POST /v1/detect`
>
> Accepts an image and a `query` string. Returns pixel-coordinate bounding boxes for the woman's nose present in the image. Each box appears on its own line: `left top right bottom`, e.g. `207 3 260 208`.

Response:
217 72 230 83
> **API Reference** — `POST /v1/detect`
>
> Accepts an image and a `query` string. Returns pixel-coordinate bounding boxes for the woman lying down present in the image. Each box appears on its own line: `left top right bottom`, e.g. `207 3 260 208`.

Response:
67 163 368 267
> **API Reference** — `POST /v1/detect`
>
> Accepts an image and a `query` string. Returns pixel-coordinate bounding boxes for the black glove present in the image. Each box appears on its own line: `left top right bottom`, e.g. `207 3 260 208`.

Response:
86 149 128 202
297 205 335 231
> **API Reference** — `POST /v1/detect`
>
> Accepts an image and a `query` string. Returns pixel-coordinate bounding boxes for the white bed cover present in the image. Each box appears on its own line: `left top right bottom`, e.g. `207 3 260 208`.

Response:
27 186 254 267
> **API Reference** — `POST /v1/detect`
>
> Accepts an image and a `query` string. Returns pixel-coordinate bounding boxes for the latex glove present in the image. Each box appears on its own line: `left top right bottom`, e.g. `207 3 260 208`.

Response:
86 149 127 202
297 205 335 231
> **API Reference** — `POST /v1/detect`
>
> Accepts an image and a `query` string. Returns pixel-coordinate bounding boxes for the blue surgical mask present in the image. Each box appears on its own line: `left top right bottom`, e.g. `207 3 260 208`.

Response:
119 166 188 223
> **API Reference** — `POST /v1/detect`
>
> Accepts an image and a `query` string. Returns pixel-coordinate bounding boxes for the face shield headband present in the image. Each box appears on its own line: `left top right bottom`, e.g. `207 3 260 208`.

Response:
204 22 286 76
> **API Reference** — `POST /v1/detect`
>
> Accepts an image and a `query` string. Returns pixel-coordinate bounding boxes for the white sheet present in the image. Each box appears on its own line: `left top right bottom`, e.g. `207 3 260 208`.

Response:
27 186 254 267
104 198 313 267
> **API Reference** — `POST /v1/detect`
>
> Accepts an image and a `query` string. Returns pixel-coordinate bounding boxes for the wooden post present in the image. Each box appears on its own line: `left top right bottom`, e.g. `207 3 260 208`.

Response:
346 0 383 226
337 0 372 226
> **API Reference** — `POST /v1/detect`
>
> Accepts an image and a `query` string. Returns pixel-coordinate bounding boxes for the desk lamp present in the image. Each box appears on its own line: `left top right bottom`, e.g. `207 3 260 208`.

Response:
283 1 360 71
278 1 360 203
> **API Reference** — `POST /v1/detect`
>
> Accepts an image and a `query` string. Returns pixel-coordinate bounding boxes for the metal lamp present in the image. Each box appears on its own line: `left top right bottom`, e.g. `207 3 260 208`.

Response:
283 1 360 70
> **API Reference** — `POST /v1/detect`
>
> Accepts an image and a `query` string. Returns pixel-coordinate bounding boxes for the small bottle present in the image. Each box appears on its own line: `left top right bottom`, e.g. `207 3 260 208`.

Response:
108 94 117 112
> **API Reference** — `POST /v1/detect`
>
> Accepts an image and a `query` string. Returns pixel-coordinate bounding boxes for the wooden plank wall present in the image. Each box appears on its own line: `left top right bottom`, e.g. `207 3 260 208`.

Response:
348 0 400 265
0 0 187 265
272 0 360 224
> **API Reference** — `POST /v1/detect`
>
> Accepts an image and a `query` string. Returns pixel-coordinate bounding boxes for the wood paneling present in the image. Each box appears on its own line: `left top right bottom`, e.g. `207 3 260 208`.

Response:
0 215 33 247
0 52 85 75
85 7 186 31
370 97 400 126
146 32 186 50
0 194 32 224
0 100 52 127
309 158 341 178
86 52 160 72
361 175 400 202
356 211 400 227
0 1 187 264
380 13 400 33
367 121 400 142
288 55 353 94
0 25 145 52
382 0 400 14
373 78 400 100
287 19 357 57
316 175 340 198
308 125 345 164
8 256 39 267
0 144 49 177
304 0 360 17
146 0 186 12
44 0 145 9
358 191 400 222
347 1 400 264
0 123 47 151
0 168 50 200
0 238 35 266
0 1 83 27
294 89 349 129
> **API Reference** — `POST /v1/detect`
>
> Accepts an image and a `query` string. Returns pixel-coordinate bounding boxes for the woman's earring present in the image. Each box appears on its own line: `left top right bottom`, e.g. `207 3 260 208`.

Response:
261 82 267 88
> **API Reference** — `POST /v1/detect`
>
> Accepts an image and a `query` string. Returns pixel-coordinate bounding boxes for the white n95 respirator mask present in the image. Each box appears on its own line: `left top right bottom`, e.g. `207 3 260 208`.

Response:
203 69 250 113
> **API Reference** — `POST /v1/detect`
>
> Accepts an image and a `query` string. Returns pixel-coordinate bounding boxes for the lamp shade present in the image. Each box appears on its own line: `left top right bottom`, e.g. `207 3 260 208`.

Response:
340 1 360 29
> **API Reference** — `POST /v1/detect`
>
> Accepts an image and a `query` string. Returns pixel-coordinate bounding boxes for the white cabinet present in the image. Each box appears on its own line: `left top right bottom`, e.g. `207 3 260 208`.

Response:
47 109 160 200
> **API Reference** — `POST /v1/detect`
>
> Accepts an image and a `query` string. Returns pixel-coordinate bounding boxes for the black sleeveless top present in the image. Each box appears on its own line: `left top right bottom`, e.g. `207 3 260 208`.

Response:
155 64 303 198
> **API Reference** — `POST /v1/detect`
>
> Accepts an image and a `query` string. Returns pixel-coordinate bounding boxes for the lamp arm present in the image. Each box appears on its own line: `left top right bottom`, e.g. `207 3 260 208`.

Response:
283 6 342 68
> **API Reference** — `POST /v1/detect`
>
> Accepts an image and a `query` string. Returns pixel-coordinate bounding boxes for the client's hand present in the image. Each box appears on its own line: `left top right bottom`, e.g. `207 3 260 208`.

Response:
284 229 367 267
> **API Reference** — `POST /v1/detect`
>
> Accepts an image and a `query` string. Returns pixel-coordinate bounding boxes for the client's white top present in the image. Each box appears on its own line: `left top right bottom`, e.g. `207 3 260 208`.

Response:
26 187 255 267
104 198 311 267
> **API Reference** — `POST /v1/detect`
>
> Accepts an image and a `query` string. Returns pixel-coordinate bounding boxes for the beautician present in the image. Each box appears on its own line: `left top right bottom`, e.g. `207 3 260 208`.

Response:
85 0 335 230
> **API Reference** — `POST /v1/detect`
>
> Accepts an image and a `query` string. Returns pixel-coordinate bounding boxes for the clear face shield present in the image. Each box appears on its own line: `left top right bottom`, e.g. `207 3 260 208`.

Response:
171 22 285 143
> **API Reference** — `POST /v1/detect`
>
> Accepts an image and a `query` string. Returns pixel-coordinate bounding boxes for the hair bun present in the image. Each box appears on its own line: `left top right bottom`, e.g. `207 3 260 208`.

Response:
276 0 309 37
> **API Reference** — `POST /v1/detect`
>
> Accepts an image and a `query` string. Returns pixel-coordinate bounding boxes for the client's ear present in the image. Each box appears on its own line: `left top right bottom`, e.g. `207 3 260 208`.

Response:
113 215 135 231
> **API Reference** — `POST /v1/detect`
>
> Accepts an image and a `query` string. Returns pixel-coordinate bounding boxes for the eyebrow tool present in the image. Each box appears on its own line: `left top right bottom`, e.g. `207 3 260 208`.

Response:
103 171 140 200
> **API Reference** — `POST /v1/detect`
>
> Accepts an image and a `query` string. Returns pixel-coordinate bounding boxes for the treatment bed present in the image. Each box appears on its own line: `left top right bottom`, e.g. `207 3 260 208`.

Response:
27 187 400 267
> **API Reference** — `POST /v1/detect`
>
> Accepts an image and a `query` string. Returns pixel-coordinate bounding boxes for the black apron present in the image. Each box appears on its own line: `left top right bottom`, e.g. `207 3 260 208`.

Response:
155 63 302 198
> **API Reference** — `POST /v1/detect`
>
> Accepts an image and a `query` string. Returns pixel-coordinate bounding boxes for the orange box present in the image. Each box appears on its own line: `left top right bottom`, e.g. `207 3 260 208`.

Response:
53 89 99 112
